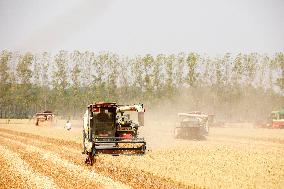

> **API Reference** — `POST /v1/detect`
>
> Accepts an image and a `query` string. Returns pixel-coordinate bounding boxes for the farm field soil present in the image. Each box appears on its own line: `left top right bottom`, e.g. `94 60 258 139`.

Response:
0 122 284 189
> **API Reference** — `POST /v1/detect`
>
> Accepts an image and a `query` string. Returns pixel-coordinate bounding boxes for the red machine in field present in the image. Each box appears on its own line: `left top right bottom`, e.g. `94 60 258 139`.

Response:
256 109 284 129
270 110 284 128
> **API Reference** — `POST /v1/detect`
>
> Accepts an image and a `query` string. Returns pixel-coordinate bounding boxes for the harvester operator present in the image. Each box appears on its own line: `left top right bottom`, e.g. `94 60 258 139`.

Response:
96 109 110 122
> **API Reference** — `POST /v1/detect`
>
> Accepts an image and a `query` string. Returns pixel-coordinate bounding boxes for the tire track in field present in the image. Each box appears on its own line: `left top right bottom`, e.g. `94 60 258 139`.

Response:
0 132 83 165
0 155 35 189
0 136 130 189
0 128 82 150
0 144 59 189
207 136 284 152
0 128 191 189
211 133 284 144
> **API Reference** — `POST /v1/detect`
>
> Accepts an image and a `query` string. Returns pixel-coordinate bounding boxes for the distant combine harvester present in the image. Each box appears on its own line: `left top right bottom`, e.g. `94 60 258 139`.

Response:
256 109 284 129
35 110 54 126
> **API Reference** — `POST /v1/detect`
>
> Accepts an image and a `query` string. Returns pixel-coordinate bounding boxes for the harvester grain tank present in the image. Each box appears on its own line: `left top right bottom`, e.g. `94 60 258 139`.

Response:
82 102 146 165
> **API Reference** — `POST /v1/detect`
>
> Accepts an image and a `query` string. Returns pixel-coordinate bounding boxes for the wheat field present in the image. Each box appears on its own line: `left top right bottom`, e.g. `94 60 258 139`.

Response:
0 120 283 189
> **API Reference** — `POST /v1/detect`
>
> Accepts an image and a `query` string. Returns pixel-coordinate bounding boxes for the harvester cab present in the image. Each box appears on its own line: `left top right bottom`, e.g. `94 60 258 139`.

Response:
82 102 146 165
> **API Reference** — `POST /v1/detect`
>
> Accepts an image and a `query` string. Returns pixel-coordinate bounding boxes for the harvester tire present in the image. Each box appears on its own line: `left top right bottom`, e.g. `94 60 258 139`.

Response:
85 153 95 166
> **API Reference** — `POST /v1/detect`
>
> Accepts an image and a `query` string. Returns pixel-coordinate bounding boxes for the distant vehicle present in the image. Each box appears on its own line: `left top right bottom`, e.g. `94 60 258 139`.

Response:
82 102 146 165
269 110 284 128
256 109 284 129
174 111 211 139
35 111 54 126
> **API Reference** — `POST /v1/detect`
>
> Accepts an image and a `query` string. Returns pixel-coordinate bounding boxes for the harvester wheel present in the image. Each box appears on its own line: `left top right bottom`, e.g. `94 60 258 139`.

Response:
90 155 95 166
85 153 95 166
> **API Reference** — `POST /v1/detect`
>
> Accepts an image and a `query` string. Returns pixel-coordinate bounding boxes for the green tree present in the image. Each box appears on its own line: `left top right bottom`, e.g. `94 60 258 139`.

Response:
186 53 199 87
131 56 144 101
52 50 69 115
71 62 82 117
0 51 12 118
174 53 186 89
79 51 94 105
142 54 154 102
152 54 165 100
107 53 119 101
31 54 42 113
243 53 257 86
232 53 244 85
16 52 34 117
40 52 51 111
92 53 108 101
275 53 284 93
164 55 176 98
117 57 131 103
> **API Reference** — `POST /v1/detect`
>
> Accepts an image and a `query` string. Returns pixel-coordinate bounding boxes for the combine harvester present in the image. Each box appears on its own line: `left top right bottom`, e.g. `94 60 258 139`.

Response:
35 111 54 126
174 111 212 139
82 102 146 165
256 109 284 129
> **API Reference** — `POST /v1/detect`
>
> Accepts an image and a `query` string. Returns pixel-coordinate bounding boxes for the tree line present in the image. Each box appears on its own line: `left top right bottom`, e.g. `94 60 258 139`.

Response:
0 50 283 121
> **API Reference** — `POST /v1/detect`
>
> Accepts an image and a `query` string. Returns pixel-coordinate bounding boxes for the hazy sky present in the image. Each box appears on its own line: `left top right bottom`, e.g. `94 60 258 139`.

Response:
0 0 283 55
